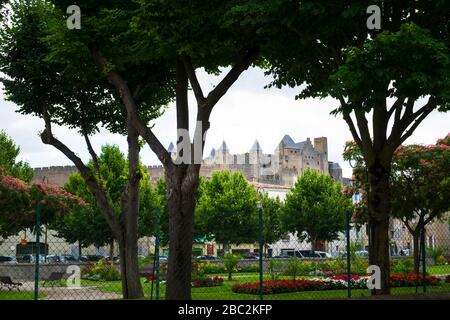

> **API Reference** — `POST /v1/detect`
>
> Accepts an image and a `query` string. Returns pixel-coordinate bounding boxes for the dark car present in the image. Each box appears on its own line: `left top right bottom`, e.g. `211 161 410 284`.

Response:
0 256 17 264
242 252 259 259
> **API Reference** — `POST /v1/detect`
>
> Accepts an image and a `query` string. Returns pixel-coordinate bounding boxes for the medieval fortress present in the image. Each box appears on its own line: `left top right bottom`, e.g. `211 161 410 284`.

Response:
32 135 343 187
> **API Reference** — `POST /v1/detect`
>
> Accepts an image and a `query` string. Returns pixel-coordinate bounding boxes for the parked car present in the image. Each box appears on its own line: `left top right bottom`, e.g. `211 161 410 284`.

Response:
196 255 218 260
45 255 61 263
355 250 369 258
21 254 46 263
277 250 323 259
59 255 78 263
242 252 260 259
315 251 332 258
158 255 168 262
83 255 104 262
0 256 17 264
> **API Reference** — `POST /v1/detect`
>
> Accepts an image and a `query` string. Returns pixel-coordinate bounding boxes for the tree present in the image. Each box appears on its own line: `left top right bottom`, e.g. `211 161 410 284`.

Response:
0 131 33 182
0 1 173 298
259 193 284 255
52 145 159 257
265 1 450 294
282 169 352 251
196 171 258 253
347 135 450 274
26 0 265 299
0 174 88 238
221 253 241 281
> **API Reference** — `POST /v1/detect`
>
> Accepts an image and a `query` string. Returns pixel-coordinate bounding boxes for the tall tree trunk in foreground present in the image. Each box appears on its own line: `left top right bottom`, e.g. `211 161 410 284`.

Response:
165 165 199 300
367 161 391 295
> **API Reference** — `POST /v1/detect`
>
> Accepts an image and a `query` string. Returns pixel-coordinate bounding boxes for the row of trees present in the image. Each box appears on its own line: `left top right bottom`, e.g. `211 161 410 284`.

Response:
1 1 448 297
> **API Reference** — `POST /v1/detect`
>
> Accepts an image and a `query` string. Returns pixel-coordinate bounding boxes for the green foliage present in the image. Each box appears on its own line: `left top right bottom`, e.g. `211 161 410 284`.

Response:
426 246 449 266
391 258 414 274
221 253 241 281
0 131 33 182
282 169 353 248
267 258 283 280
82 260 121 281
51 144 160 248
283 258 307 280
259 192 284 245
238 264 259 274
196 171 258 246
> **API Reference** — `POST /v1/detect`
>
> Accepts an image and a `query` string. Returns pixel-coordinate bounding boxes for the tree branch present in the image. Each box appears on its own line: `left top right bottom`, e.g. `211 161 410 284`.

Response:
91 46 173 167
40 107 121 236
204 46 260 113
182 56 205 105
84 134 101 174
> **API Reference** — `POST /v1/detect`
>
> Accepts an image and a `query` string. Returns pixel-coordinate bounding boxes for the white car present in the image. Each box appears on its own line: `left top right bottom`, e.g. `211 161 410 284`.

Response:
315 251 332 258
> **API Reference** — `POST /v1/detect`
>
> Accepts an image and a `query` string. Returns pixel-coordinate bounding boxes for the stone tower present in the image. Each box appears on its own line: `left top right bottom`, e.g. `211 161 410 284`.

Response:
314 137 328 173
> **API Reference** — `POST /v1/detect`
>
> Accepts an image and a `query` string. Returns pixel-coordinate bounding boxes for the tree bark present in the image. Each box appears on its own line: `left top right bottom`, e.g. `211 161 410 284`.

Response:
412 231 420 275
110 240 114 260
165 165 199 300
118 116 144 299
367 162 391 295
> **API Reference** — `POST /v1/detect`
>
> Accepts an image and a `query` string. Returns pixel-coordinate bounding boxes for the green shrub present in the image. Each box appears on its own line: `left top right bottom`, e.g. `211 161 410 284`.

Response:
351 258 368 275
201 263 226 274
319 259 346 276
426 246 448 265
221 253 241 281
391 258 414 274
239 264 259 273
82 260 120 281
267 259 283 280
283 258 303 280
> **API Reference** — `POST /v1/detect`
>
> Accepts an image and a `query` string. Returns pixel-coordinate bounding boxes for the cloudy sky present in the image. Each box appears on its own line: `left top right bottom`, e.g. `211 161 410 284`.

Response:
1 67 449 178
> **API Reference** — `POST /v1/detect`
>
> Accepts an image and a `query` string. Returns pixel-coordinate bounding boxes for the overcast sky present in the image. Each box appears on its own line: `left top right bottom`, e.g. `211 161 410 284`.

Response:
1 67 449 178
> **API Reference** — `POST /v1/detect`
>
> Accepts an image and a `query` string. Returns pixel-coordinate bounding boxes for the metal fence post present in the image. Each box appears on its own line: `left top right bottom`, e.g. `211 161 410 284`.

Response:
345 209 351 298
421 224 427 293
155 207 160 300
34 203 42 301
257 200 263 301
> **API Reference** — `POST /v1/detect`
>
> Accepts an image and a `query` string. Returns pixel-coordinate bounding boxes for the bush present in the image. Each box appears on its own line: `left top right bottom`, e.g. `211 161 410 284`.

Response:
267 259 283 280
319 259 346 276
391 258 414 274
82 260 120 281
239 264 259 273
200 263 226 274
350 258 368 275
221 253 241 281
426 246 448 265
445 275 450 283
283 258 315 279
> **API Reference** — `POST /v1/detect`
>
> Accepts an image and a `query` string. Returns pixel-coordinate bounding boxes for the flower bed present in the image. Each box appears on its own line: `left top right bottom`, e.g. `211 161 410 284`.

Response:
192 276 224 288
232 274 441 295
389 274 441 287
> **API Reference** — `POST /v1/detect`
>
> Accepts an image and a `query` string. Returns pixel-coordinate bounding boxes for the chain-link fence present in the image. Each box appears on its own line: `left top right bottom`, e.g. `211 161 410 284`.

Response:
1 210 449 300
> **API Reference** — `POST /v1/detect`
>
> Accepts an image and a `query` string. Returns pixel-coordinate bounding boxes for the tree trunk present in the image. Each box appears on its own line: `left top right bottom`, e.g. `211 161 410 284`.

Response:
367 162 391 295
118 117 144 299
110 240 114 260
165 166 199 300
412 231 420 275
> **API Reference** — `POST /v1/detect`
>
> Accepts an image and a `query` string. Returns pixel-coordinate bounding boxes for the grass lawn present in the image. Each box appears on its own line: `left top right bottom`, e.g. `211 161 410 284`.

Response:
426 264 450 275
0 291 46 300
88 272 450 300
